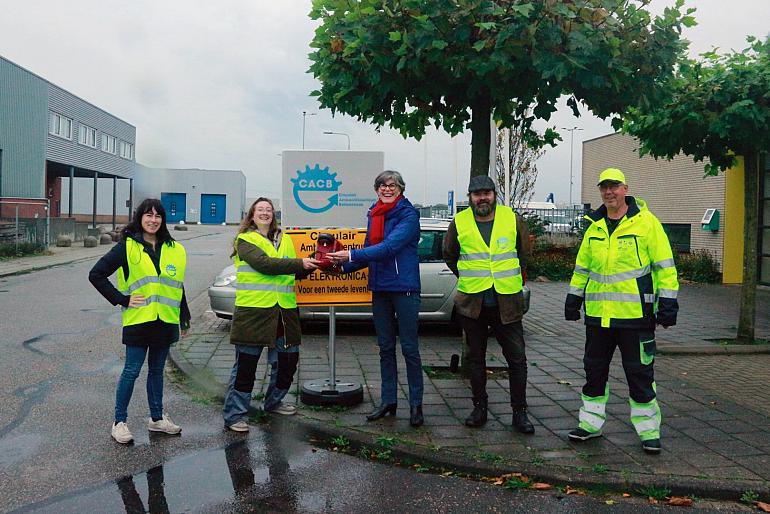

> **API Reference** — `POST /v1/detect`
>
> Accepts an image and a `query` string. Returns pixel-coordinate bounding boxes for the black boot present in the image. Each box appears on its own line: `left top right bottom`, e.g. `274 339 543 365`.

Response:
512 407 535 434
464 400 488 428
366 403 397 421
409 405 424 427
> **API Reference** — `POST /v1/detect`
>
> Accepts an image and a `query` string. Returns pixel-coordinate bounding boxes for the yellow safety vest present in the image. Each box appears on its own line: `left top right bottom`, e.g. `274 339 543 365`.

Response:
118 238 186 326
568 198 679 328
455 205 523 295
234 231 298 309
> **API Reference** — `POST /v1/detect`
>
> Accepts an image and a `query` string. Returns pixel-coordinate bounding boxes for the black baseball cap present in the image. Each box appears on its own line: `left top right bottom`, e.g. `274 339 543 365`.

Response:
468 175 496 193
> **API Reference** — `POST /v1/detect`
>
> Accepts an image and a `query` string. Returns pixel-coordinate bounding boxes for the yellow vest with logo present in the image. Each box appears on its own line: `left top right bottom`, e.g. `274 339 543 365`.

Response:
455 205 523 295
118 238 186 326
234 231 298 309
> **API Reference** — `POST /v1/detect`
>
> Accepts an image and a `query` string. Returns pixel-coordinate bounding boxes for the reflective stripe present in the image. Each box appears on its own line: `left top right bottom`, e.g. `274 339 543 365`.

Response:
652 258 676 270
574 264 590 275
236 283 278 292
657 288 678 299
579 410 605 429
632 419 659 434
491 251 518 262
586 292 655 303
159 277 183 289
237 264 257 273
568 285 585 297
588 265 650 284
581 401 606 415
494 268 521 278
459 269 492 278
459 252 490 261
125 276 157 294
275 285 294 294
631 405 658 418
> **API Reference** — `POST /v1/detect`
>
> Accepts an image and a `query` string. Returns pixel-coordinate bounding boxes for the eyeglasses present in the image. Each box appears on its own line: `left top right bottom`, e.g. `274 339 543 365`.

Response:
378 183 399 190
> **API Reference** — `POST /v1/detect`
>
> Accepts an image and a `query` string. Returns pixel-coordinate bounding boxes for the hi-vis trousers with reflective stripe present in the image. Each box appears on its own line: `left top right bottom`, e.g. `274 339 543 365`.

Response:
578 325 661 441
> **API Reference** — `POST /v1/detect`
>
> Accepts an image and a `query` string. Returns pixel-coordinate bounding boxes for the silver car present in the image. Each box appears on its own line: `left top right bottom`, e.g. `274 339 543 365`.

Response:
208 219 530 324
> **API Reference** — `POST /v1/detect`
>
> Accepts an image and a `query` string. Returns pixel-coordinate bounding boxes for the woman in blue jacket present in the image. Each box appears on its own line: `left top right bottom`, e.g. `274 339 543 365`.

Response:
328 170 424 427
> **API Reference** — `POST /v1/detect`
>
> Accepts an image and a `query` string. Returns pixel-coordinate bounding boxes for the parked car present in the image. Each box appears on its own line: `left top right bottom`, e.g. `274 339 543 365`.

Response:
543 214 575 234
208 219 530 325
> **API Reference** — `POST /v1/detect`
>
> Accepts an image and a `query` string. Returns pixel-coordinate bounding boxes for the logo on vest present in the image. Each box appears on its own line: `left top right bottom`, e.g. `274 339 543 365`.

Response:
165 264 177 277
496 236 511 250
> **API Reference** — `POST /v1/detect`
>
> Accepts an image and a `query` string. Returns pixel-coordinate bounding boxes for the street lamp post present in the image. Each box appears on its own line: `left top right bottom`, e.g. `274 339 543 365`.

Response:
323 131 351 150
302 111 316 149
561 126 584 207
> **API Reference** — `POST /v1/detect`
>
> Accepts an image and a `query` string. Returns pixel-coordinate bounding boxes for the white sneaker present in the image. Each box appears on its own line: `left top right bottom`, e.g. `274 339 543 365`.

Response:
148 414 182 435
112 422 134 444
266 402 297 416
227 420 250 432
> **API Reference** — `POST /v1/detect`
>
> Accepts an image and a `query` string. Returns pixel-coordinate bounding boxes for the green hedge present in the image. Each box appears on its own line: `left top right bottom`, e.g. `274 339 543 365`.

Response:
674 249 721 283
0 242 47 258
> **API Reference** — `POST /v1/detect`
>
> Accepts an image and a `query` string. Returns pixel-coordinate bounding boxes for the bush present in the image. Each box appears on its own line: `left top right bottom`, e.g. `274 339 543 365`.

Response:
527 244 578 281
0 242 47 258
520 212 548 238
675 249 722 283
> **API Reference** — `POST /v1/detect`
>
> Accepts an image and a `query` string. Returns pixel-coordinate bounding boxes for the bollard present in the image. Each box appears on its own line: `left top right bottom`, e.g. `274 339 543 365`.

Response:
56 235 72 247
84 236 98 248
99 234 113 245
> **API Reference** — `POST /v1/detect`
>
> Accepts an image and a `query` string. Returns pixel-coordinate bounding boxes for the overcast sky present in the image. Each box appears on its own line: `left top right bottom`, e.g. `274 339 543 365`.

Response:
1 1 768 206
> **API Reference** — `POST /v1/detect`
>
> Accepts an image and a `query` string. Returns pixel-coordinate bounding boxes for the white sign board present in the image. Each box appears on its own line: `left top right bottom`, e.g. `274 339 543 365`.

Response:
281 150 383 228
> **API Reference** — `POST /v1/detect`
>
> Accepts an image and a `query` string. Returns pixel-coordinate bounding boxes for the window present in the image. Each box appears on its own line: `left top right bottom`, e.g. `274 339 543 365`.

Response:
49 112 72 139
119 141 134 160
662 223 691 253
101 133 117 154
417 230 445 263
78 125 97 148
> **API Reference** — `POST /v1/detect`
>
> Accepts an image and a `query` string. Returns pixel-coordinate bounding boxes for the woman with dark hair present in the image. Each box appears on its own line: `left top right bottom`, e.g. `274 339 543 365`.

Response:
89 198 190 444
222 197 320 432
327 170 425 427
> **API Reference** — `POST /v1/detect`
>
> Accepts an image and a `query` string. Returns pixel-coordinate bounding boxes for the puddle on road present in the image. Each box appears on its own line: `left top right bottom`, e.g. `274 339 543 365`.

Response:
0 433 43 467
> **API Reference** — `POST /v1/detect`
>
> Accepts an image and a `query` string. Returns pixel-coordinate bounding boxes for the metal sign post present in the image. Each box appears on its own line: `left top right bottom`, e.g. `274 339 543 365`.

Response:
287 229 367 406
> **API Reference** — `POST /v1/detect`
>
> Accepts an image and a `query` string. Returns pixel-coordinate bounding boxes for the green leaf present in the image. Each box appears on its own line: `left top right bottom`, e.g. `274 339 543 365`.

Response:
511 3 534 17
682 16 697 28
388 31 402 42
475 22 496 31
473 40 487 52
432 39 448 50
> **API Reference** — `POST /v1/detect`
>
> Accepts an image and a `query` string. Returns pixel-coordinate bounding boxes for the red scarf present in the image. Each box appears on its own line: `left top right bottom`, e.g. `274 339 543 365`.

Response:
368 195 402 245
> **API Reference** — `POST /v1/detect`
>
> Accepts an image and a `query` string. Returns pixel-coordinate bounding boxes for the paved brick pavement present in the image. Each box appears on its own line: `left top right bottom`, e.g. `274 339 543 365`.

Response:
172 281 770 500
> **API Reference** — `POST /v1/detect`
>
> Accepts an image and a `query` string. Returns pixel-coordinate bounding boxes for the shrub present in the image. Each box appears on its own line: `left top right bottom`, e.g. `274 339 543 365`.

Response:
675 249 721 283
0 242 47 258
527 244 578 281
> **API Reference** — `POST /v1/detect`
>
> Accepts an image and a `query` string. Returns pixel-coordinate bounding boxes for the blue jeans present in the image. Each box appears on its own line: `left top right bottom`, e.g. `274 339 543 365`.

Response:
371 291 423 406
263 337 300 411
115 344 170 423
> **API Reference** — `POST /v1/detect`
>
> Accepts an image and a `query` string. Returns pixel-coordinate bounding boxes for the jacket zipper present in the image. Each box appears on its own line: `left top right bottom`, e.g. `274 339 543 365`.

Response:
633 235 642 266
394 257 399 275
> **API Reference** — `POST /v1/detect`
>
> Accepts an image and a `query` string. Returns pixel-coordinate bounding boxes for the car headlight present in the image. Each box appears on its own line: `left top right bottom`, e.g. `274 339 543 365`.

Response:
213 274 236 287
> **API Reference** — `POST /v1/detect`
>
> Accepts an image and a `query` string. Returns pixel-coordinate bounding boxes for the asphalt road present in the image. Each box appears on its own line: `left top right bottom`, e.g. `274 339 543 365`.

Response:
0 227 750 513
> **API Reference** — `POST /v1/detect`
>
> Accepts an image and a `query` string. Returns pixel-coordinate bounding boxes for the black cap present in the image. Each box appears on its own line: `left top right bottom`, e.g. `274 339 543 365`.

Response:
468 175 496 193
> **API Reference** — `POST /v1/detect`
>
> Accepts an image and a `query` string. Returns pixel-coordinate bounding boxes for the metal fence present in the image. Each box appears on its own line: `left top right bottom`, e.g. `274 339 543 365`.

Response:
0 199 50 250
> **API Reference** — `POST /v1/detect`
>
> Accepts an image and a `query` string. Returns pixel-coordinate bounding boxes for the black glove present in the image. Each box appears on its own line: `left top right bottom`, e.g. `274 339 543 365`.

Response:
564 293 583 321
656 298 678 327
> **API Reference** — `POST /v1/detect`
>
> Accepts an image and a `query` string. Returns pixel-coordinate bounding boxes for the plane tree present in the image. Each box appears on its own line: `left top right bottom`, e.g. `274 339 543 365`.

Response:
308 0 692 177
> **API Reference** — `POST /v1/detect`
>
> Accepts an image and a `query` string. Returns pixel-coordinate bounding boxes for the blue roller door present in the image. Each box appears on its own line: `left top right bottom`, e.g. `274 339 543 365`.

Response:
201 194 226 224
161 192 186 223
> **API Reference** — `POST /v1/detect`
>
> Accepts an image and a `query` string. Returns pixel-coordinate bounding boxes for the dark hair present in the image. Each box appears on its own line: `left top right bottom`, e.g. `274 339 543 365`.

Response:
122 198 175 246
232 197 279 256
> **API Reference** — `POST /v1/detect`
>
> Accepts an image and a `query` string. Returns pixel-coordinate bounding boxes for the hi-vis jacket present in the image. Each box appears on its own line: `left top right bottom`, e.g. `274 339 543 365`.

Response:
565 196 678 329
455 205 523 295
234 231 297 309
118 237 186 327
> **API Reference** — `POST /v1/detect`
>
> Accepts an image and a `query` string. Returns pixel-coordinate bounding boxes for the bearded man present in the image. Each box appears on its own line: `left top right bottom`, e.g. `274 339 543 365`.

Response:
443 175 534 434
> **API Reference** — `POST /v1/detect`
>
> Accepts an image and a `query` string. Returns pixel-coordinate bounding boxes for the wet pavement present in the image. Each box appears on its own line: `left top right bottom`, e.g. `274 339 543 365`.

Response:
173 280 770 503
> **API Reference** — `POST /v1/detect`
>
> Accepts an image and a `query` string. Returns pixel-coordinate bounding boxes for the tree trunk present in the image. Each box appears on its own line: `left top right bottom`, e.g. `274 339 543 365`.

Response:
469 97 492 178
737 151 759 342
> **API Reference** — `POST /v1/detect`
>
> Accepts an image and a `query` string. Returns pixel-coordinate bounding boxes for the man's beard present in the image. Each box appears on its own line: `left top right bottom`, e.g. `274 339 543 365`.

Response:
471 199 495 216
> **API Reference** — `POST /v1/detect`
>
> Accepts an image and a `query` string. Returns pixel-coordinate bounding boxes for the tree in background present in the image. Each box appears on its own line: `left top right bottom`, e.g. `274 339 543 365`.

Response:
494 123 543 211
625 37 770 342
309 0 691 178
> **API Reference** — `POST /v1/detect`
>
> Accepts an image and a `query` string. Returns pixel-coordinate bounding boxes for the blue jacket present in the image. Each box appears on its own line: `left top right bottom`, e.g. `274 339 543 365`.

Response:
344 196 421 292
